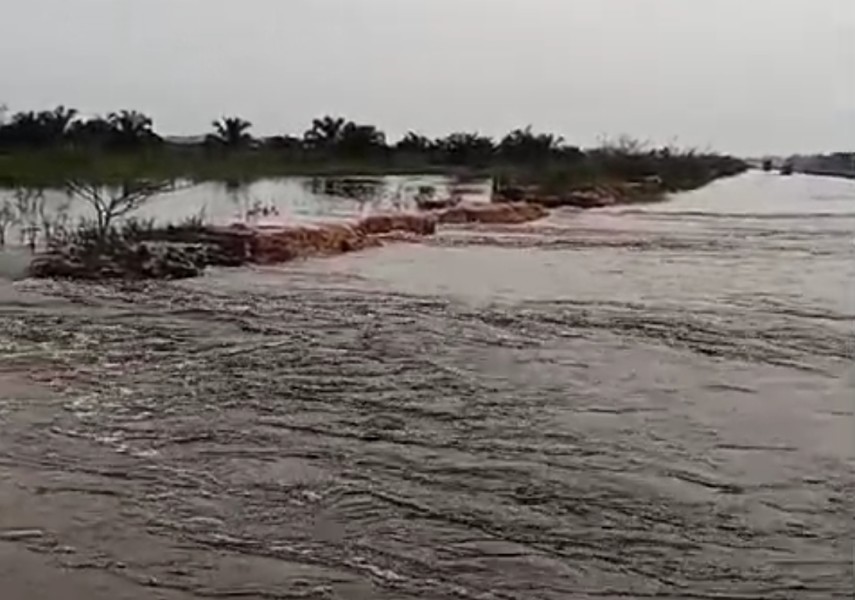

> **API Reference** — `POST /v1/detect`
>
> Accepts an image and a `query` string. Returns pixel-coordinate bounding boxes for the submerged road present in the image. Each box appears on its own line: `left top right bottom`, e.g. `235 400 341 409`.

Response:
0 172 852 598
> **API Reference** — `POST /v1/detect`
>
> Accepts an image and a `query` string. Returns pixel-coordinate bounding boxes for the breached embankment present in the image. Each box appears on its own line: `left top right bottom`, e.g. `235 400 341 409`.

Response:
28 202 549 280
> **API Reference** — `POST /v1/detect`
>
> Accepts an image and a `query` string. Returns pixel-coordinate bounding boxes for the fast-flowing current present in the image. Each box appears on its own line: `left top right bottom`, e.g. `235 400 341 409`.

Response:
0 171 852 599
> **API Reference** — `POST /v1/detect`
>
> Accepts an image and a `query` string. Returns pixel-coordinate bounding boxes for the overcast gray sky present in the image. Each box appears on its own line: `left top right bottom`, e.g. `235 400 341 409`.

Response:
1 0 852 155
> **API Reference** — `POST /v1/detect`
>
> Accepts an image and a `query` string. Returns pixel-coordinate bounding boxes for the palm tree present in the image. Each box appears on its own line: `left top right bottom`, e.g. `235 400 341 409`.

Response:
498 126 564 163
0 106 78 147
107 110 158 147
42 106 78 142
337 122 386 156
303 116 346 148
67 116 115 147
396 132 433 154
436 132 495 166
209 117 254 148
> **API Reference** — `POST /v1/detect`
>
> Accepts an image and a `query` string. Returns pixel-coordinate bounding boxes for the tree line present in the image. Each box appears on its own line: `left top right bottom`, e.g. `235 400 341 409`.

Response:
0 107 160 150
0 105 748 189
0 105 578 164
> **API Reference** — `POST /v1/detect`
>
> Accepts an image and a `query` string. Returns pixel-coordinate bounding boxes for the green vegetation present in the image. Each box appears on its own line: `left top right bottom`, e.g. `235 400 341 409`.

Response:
208 117 254 149
496 139 747 196
0 105 748 190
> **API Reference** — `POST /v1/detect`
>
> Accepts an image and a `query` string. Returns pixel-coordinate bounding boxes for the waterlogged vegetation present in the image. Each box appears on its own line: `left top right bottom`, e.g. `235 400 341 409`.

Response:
0 105 747 190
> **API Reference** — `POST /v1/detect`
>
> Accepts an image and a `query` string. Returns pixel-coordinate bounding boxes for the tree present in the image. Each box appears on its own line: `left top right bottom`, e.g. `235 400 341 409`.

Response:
106 110 159 147
67 117 115 147
0 106 78 147
498 126 564 163
337 122 386 156
1 112 44 146
436 133 495 165
396 132 433 154
39 193 73 247
42 106 78 141
304 116 347 149
66 179 177 241
0 198 17 247
303 116 387 157
13 188 45 251
209 117 254 148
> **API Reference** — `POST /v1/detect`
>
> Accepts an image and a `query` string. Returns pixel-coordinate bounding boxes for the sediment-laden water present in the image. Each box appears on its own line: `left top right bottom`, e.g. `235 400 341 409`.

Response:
0 172 852 598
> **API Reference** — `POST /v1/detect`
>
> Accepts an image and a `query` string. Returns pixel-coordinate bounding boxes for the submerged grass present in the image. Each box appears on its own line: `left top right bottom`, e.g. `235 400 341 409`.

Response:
0 148 482 188
0 146 747 193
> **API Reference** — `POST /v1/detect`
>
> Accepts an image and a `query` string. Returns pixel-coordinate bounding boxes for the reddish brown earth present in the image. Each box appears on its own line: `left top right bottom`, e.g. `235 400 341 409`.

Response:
243 203 547 264
25 203 549 280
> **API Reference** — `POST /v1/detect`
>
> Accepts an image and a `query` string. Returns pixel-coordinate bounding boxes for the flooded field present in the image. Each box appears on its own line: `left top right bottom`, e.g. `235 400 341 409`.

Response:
0 174 492 248
0 172 852 598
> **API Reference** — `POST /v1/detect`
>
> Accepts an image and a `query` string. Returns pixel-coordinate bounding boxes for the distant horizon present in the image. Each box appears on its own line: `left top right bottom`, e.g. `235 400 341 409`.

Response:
2 0 851 157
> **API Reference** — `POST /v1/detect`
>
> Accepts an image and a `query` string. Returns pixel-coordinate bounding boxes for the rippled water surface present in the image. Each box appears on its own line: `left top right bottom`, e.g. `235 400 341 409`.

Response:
0 172 852 599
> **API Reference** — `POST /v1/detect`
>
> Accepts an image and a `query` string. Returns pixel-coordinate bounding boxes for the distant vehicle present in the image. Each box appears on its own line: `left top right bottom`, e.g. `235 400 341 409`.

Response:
780 163 794 176
762 159 773 172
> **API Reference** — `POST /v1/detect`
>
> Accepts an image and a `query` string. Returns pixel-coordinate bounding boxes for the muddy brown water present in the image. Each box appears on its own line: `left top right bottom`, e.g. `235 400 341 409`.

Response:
0 171 852 599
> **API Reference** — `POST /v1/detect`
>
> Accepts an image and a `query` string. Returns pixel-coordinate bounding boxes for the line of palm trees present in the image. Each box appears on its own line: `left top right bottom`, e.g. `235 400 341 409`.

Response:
0 106 159 149
0 105 574 162
0 105 748 183
206 115 401 155
206 115 569 163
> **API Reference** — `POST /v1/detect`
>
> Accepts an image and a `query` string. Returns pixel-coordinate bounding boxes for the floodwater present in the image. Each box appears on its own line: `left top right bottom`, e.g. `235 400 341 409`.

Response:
0 171 852 599
0 174 492 247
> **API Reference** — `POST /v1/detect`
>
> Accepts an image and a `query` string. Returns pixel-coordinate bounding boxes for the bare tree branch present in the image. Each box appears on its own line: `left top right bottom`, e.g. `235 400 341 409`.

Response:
0 198 17 247
65 178 182 241
38 192 72 247
12 188 45 251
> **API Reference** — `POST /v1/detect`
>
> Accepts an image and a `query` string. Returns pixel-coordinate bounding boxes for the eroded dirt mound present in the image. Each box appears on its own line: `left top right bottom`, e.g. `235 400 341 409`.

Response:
28 205 550 280
436 202 548 224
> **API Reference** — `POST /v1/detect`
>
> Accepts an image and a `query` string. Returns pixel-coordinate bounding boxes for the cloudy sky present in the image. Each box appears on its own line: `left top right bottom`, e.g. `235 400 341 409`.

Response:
1 0 852 154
